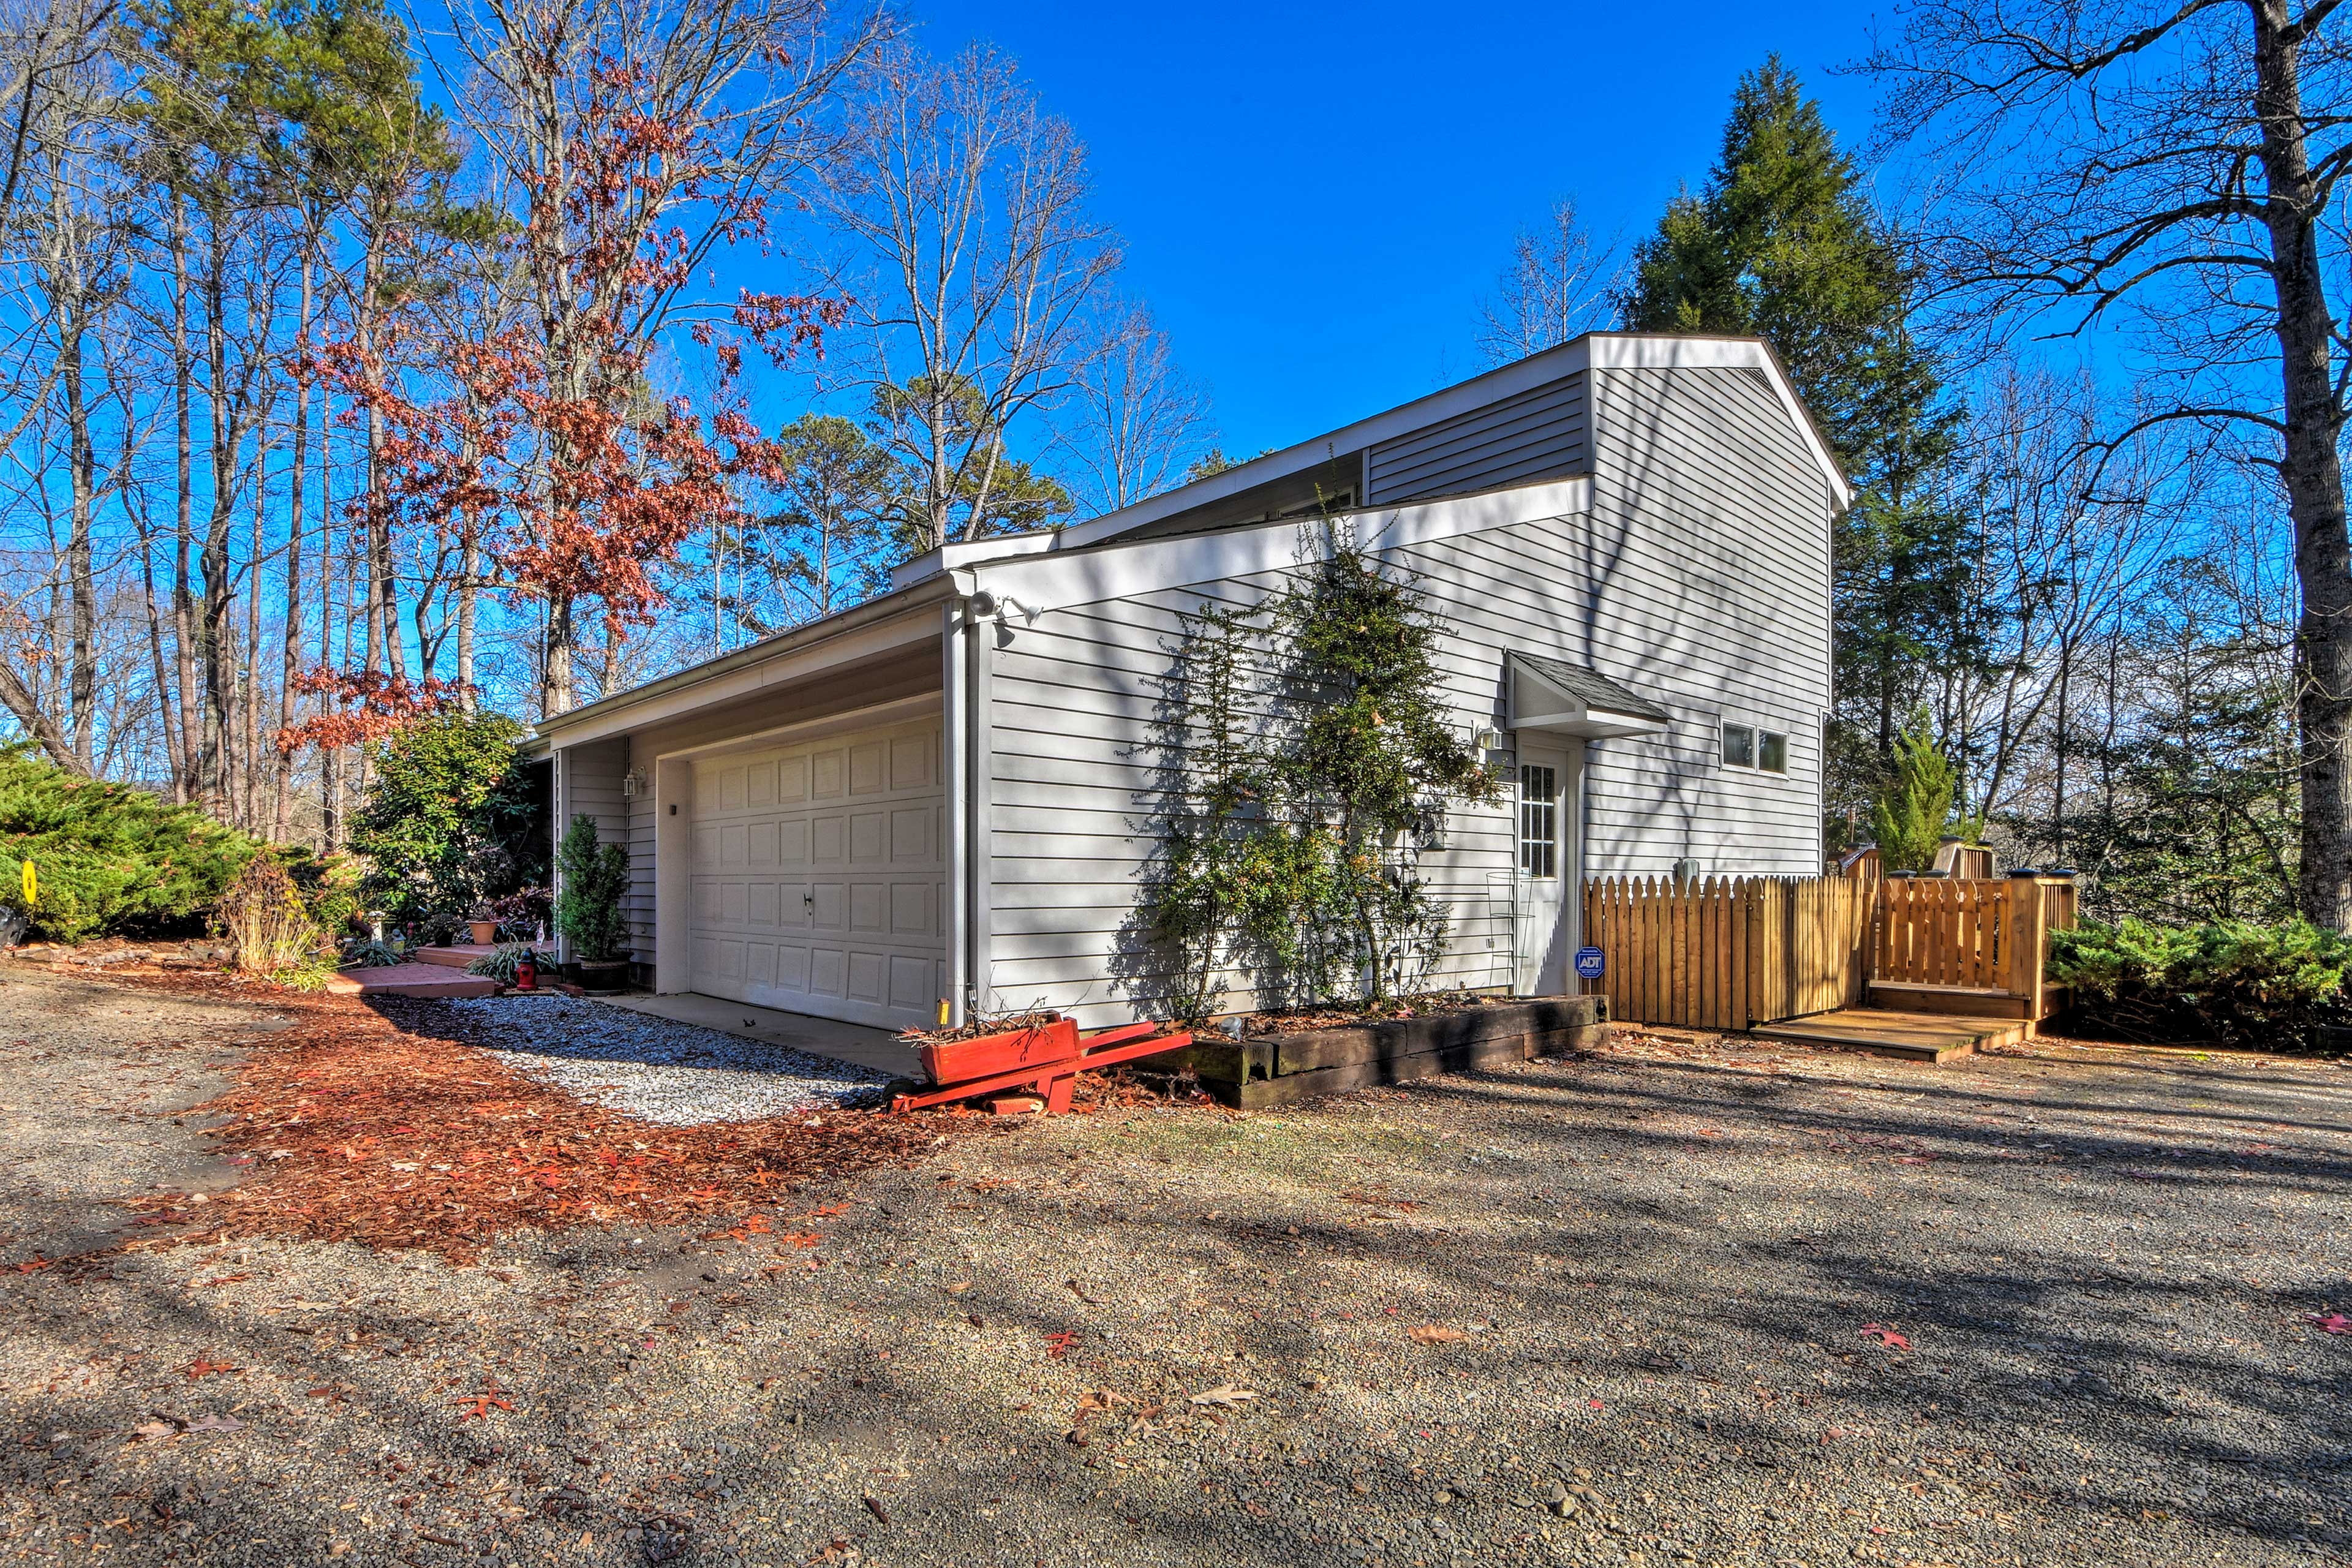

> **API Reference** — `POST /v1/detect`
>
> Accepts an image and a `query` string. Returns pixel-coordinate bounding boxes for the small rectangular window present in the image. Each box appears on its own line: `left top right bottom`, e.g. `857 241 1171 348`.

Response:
1518 764 1557 879
1721 723 1755 769
1758 730 1788 774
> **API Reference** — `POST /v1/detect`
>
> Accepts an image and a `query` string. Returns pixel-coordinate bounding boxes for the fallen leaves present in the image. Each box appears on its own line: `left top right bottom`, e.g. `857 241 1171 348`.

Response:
455 1385 513 1420
1406 1324 1469 1345
100 986 982 1262
182 1357 239 1381
1042 1331 1080 1360
2307 1311 2351 1336
1860 1322 1911 1351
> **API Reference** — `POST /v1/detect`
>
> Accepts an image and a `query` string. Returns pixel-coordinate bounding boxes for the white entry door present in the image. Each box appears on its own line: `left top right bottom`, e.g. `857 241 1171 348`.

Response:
1512 744 1575 995
688 716 946 1030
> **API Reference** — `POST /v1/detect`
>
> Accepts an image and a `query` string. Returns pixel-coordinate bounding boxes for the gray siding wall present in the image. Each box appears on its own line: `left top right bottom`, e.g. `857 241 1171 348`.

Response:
558 737 635 957
1577 363 1831 876
984 362 1829 1026
1363 372 1587 504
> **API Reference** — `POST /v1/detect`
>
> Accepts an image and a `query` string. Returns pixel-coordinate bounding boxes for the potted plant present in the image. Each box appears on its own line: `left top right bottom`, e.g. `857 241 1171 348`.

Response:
468 902 498 947
553 815 631 993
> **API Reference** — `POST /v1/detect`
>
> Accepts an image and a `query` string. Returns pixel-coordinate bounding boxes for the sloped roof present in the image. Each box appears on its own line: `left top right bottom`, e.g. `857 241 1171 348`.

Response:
1510 651 1672 724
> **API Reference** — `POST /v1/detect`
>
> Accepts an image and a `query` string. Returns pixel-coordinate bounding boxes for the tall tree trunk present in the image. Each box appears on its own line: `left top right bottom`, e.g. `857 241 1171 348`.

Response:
543 594 575 717
2252 2 2352 929
320 372 344 852
456 424 478 714
170 199 200 805
61 275 95 775
199 225 237 820
276 258 309 842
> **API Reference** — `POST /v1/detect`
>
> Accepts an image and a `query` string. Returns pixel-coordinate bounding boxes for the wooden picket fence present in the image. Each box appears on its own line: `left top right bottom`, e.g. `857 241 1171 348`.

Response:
1584 870 2079 1030
1580 873 1874 1031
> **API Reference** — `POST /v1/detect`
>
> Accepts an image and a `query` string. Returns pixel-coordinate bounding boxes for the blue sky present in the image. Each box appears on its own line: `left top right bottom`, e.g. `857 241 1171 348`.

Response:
910 0 1888 455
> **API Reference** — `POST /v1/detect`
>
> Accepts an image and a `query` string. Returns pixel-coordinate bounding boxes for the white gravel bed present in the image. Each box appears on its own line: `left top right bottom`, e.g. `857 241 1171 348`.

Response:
440 993 894 1124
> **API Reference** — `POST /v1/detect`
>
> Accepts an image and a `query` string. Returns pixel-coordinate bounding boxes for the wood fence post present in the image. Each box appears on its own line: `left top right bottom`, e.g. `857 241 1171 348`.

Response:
2005 870 2046 1019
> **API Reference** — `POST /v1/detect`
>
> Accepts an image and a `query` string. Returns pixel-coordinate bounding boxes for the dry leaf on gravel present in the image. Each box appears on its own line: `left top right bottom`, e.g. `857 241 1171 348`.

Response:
183 1414 243 1433
1188 1384 1256 1408
1408 1324 1469 1345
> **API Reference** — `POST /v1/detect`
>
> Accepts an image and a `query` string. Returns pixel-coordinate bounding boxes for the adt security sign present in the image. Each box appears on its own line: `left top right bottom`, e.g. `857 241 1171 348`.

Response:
1574 946 1605 981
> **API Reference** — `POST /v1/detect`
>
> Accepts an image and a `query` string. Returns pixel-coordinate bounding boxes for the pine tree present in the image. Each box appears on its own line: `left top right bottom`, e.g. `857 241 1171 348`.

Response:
1620 59 1989 822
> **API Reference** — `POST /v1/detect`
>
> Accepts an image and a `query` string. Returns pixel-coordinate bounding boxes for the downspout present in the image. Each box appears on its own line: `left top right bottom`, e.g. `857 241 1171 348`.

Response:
942 593 968 1028
944 568 995 1027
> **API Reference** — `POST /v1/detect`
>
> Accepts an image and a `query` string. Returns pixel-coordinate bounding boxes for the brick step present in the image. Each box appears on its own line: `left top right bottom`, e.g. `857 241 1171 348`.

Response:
324 961 499 1000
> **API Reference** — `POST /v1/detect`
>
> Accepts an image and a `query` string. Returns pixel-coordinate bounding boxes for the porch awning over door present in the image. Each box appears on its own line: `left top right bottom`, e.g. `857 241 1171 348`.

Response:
1506 651 1671 740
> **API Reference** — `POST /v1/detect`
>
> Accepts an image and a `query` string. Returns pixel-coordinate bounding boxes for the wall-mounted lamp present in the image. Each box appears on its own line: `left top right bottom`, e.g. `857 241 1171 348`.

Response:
620 769 646 799
1471 723 1505 752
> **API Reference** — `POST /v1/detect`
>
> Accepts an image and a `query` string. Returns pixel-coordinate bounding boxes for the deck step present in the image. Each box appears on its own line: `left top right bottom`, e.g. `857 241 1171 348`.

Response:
1748 1008 2027 1065
325 961 500 999
412 944 497 970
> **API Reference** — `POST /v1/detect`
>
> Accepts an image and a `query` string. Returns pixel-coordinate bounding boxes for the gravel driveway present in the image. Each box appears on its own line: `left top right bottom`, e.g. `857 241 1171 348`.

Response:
2 958 2347 1568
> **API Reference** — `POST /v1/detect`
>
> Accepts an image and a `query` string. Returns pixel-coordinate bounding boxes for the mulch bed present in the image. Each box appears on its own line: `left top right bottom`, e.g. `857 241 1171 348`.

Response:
93 974 998 1262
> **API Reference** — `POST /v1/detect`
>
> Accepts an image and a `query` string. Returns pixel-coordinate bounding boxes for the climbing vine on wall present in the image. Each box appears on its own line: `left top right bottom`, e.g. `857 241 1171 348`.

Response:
1138 527 1499 1019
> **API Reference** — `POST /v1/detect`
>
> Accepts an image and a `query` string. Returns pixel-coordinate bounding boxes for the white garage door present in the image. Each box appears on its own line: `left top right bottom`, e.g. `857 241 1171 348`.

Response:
688 716 946 1030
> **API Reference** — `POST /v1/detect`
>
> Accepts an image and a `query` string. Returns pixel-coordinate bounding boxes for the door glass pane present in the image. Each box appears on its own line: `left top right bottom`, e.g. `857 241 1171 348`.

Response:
1518 764 1557 879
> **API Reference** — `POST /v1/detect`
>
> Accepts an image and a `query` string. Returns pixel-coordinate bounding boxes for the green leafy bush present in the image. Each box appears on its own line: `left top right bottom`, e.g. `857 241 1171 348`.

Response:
463 941 536 984
341 938 403 970
1869 707 1957 873
2049 917 2352 1046
0 744 258 942
552 815 630 963
349 714 546 938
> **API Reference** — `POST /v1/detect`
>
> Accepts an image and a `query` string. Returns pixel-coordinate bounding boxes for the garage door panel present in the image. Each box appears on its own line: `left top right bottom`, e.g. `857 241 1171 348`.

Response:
812 750 845 797
691 715 944 1030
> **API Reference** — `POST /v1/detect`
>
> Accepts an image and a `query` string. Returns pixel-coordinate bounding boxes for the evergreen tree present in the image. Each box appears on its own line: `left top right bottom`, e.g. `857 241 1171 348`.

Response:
1621 59 1989 823
1869 707 1956 872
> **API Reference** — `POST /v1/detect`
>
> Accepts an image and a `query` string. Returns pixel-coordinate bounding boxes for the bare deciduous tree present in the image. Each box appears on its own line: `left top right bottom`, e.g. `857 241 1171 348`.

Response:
824 42 1118 554
1864 0 2352 926
1057 298 1210 517
1475 197 1620 364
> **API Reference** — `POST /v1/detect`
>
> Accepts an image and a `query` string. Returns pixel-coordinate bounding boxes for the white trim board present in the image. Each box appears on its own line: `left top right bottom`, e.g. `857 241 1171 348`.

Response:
959 476 1593 617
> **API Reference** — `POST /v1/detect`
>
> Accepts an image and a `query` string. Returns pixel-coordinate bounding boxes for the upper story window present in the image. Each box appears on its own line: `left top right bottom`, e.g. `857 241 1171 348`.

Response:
1722 722 1789 775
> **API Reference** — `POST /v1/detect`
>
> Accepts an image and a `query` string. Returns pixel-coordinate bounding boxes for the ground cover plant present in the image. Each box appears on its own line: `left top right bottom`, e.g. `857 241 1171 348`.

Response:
2048 915 2352 1046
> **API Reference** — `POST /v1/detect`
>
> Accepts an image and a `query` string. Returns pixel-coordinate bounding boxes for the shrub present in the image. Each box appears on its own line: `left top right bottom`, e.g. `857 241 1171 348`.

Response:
350 714 545 934
0 744 258 942
464 941 535 984
552 815 630 963
2049 917 2352 1047
214 858 331 987
341 938 402 970
1869 707 1957 873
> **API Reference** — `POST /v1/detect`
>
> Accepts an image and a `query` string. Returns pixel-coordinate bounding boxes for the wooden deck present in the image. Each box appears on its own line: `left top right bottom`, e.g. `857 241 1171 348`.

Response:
1747 1007 2027 1065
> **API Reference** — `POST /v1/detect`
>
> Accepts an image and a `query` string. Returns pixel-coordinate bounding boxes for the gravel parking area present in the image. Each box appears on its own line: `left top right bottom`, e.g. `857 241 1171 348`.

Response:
434 995 896 1125
2 959 2348 1568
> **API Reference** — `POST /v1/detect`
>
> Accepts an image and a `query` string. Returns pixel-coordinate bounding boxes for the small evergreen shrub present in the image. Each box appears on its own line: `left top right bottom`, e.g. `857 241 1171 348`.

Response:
552 815 630 963
0 744 258 942
341 938 403 970
2049 918 2352 1047
1869 707 1956 873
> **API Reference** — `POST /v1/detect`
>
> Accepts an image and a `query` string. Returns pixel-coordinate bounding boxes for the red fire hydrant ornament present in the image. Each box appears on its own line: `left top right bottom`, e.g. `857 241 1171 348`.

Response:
515 952 538 991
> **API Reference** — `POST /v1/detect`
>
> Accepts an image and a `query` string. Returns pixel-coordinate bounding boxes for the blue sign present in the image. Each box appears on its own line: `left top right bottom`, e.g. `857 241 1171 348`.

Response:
1574 946 1606 980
